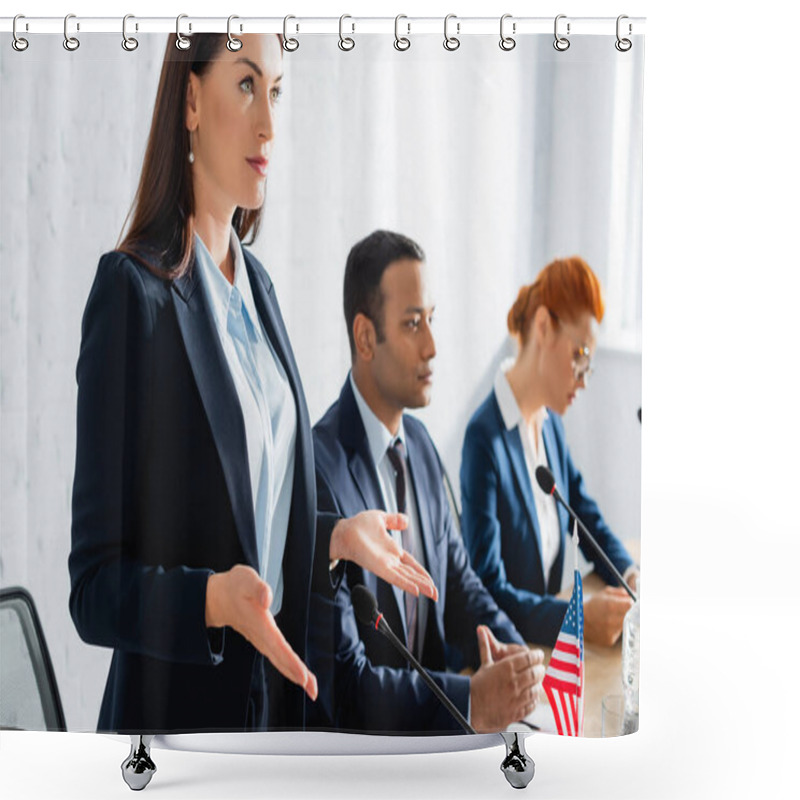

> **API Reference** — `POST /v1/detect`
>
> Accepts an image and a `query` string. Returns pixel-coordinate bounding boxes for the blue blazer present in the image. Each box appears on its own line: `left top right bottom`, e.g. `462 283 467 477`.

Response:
68 248 337 733
460 391 634 647
307 378 523 734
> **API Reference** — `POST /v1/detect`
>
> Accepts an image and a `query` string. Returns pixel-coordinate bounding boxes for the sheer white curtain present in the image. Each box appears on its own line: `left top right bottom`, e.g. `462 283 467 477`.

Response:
0 32 642 729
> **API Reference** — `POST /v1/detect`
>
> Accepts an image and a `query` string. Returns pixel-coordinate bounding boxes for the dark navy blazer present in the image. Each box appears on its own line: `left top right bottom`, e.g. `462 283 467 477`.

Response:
460 391 634 647
307 378 523 734
68 248 337 733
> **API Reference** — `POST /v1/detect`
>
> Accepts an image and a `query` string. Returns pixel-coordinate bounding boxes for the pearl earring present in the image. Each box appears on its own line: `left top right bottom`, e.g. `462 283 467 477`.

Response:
188 131 195 165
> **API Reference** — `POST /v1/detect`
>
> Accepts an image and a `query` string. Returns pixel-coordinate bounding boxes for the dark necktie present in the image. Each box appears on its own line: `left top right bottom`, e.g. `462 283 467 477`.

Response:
386 438 418 657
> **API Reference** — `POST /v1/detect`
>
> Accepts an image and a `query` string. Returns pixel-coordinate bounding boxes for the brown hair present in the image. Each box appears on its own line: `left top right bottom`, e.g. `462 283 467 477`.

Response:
507 256 605 345
117 34 271 279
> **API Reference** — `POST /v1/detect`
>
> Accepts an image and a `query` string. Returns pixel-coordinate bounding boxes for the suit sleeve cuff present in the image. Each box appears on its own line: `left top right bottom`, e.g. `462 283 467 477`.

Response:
202 570 226 665
448 673 472 729
206 626 226 665
315 512 345 595
623 564 639 590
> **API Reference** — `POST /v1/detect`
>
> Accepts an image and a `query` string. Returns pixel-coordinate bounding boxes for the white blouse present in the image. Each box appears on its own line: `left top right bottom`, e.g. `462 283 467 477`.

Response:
194 230 296 616
493 359 563 588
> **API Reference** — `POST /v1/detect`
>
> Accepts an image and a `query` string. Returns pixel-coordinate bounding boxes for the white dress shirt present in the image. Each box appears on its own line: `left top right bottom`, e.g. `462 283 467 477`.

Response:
349 373 429 646
493 358 563 589
194 229 296 616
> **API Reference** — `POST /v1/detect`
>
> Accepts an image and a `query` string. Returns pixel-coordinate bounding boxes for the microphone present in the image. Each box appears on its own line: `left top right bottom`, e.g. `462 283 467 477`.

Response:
534 465 638 603
351 585 476 734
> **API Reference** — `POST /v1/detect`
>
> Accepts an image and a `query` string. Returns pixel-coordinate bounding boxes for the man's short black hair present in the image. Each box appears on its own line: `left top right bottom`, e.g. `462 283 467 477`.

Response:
343 230 426 359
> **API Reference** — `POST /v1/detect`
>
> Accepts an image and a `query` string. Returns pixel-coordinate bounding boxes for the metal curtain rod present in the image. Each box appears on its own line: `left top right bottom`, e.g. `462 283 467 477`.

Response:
0 15 645 36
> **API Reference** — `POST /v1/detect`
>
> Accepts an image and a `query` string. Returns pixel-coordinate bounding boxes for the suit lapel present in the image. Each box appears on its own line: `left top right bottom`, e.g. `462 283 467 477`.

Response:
405 432 444 652
246 251 314 502
405 435 439 580
245 253 315 643
353 442 409 644
338 380 385 512
244 254 296 401
338 380 408 643
500 425 547 590
171 265 258 569
542 417 569 592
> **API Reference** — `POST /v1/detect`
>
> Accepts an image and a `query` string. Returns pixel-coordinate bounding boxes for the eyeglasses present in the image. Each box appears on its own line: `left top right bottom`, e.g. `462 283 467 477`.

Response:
548 310 594 383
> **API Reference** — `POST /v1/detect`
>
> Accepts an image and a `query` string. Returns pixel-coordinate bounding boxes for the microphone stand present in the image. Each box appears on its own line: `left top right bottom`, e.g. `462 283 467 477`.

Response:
537 467 638 603
376 616 476 734
561 503 637 603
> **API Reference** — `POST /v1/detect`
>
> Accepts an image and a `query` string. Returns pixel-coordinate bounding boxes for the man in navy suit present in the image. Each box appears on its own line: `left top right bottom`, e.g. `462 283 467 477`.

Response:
308 231 545 734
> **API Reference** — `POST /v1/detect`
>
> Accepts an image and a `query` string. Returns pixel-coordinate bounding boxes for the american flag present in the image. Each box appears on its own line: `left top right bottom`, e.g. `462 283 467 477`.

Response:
542 567 584 737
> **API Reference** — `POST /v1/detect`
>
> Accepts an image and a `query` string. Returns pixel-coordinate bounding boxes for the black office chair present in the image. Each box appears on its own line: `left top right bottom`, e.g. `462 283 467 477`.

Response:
0 586 66 731
0 588 158 789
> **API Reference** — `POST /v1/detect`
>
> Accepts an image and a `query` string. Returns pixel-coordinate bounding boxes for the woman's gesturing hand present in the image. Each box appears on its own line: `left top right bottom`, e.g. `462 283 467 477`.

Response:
330 510 439 602
206 565 318 701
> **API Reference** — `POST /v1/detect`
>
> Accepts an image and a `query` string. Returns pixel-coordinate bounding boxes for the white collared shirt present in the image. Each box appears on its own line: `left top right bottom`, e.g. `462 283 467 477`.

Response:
194 229 296 615
349 373 429 645
493 358 563 589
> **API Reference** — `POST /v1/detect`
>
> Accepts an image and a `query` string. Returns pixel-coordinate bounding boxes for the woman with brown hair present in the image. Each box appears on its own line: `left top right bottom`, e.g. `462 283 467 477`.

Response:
68 33 435 734
460 257 638 649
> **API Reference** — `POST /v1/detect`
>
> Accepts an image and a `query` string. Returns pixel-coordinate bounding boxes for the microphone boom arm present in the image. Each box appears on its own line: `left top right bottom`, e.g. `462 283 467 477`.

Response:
562 504 637 602
535 466 638 603
377 617 477 734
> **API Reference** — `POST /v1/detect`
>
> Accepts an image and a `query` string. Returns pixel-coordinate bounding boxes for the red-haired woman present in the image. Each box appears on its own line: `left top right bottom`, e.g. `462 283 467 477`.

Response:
68 33 434 735
460 257 638 648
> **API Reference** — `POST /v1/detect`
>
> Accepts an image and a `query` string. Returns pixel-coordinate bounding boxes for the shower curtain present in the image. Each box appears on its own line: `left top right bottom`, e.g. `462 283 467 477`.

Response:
0 17 643 743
